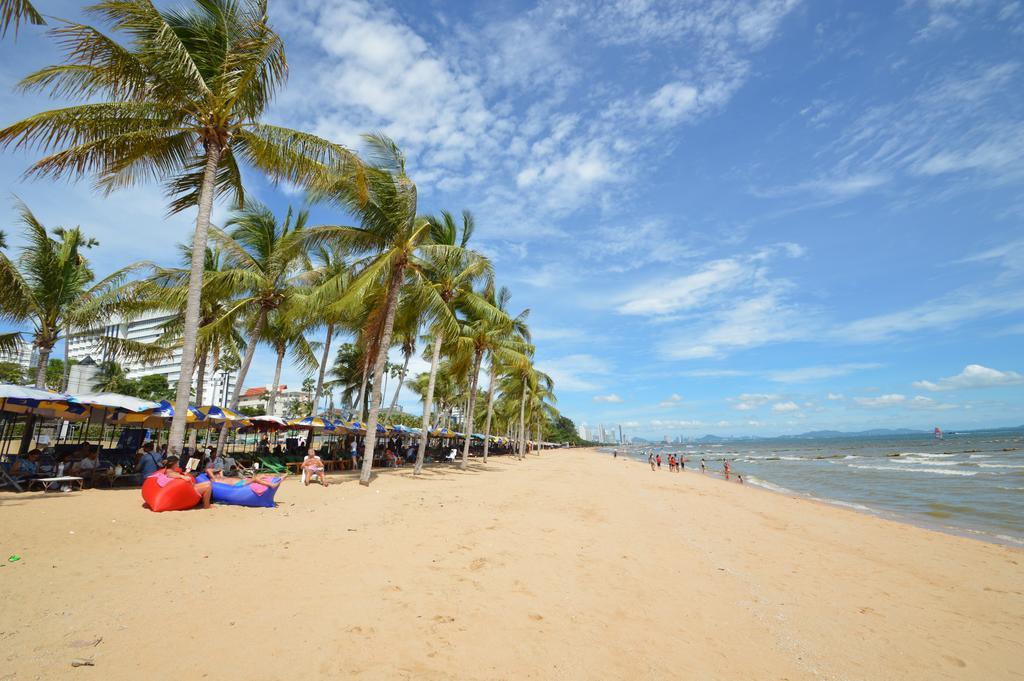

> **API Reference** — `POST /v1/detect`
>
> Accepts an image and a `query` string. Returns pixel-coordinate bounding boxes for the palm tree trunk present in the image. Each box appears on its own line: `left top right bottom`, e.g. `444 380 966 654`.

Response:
460 350 483 470
168 145 223 457
215 308 265 456
482 356 496 463
414 333 443 474
266 345 285 416
19 345 51 455
311 323 333 417
517 377 527 460
359 265 404 486
385 351 410 422
188 348 207 454
61 326 71 391
354 352 369 420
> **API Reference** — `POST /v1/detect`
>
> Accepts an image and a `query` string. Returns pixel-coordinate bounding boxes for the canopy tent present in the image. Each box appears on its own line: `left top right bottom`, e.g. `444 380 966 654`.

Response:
246 415 289 431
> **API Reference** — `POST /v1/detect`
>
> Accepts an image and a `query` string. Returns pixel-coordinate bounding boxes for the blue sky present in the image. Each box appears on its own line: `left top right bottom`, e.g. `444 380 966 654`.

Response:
2 0 1023 437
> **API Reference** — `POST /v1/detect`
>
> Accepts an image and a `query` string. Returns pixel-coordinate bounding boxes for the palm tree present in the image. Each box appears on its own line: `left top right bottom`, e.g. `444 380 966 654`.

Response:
262 309 317 416
298 246 354 417
0 0 363 456
0 201 145 388
0 201 145 453
314 134 432 486
479 286 530 463
406 210 491 474
0 0 44 39
207 201 319 453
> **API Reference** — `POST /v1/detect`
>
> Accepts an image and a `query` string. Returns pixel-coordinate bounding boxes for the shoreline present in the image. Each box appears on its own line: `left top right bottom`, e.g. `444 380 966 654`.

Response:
3 448 1021 680
600 445 1024 549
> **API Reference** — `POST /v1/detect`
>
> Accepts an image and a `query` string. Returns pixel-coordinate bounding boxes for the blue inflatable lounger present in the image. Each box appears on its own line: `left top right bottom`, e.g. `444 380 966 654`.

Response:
195 474 281 508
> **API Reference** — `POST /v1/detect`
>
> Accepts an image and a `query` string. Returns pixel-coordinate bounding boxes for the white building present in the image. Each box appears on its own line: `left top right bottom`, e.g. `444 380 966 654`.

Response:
0 336 37 377
237 385 306 417
66 311 237 403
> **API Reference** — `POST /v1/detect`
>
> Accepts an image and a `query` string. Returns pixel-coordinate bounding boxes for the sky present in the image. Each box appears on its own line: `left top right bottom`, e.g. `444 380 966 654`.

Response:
1 0 1023 438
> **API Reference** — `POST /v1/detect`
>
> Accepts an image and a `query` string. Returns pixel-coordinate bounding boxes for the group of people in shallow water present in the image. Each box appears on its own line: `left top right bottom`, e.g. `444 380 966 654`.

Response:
612 448 742 483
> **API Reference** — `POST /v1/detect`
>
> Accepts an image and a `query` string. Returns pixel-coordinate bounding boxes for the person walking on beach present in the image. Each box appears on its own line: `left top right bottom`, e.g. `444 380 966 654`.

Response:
656 454 662 469
723 460 731 481
649 453 655 471
613 448 618 459
700 457 706 474
679 455 686 471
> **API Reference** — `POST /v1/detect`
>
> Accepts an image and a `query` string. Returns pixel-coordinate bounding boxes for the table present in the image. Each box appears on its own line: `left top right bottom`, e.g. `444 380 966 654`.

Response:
28 476 84 492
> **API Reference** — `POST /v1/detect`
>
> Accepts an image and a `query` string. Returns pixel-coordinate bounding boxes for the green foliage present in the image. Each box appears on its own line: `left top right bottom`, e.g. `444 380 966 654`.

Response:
238 405 264 417
544 415 579 444
134 373 174 401
0 360 23 383
91 361 174 401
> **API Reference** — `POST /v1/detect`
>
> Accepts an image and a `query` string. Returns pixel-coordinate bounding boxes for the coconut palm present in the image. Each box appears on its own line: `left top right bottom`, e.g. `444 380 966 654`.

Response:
0 201 151 453
0 0 44 39
0 0 364 455
206 201 320 453
313 134 434 485
479 285 531 462
262 309 317 416
405 209 491 474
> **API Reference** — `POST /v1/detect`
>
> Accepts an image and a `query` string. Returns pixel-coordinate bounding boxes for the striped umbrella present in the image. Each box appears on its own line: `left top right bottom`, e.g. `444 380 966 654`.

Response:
112 400 208 428
197 405 251 427
344 420 389 434
429 427 456 438
287 416 336 431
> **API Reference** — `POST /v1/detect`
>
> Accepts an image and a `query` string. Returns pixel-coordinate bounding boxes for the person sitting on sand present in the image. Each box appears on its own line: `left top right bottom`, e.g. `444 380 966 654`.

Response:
301 448 328 487
156 456 212 509
384 447 398 467
74 447 101 482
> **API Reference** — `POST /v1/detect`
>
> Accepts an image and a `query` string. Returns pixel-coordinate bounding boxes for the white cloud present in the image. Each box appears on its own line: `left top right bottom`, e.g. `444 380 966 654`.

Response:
732 393 782 410
853 394 907 408
657 394 683 407
826 392 845 401
593 393 623 403
772 401 800 413
536 354 609 392
914 364 1024 391
617 258 749 316
766 363 882 383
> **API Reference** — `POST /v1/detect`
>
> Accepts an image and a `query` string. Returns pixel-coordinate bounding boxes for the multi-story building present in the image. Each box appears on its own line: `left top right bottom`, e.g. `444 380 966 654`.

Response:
66 311 237 403
237 385 306 417
0 336 37 377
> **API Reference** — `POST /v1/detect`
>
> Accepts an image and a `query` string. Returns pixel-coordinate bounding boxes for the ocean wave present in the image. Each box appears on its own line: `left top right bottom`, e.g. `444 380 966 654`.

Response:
847 464 977 477
813 497 874 513
976 463 1024 469
968 454 992 458
745 476 796 495
899 452 956 458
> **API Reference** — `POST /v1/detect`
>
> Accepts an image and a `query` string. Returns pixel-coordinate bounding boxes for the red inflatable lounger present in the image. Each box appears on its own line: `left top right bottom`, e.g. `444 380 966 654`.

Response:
142 474 201 512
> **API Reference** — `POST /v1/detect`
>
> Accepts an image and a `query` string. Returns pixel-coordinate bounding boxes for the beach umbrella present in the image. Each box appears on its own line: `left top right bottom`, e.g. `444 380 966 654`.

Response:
197 405 250 423
248 415 289 430
0 384 69 402
287 416 336 431
472 433 486 440
429 427 456 438
112 401 208 428
69 392 162 412
390 424 412 434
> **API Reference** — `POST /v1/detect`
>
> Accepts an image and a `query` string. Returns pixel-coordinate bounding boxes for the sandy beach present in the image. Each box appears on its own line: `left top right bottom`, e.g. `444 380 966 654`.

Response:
1 448 1022 680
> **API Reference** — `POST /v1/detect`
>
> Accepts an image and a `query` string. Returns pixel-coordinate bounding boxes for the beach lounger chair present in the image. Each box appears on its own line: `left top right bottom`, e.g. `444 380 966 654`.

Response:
258 457 286 473
0 461 26 492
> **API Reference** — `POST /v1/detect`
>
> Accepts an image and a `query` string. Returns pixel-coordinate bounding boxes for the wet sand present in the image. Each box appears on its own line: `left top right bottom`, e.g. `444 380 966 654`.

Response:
1 448 1021 680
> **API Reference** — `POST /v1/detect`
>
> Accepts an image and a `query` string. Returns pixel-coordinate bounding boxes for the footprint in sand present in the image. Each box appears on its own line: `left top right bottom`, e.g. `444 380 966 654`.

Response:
469 557 488 570
433 615 455 624
528 613 544 621
942 655 967 668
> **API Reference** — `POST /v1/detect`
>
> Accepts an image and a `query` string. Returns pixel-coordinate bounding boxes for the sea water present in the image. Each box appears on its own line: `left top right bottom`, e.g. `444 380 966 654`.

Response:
608 430 1024 547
